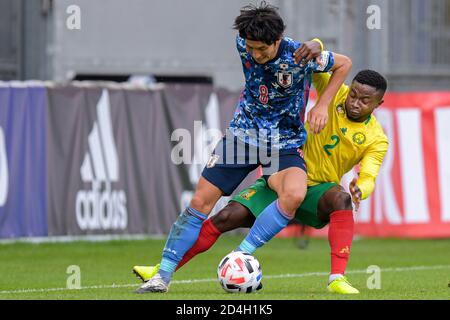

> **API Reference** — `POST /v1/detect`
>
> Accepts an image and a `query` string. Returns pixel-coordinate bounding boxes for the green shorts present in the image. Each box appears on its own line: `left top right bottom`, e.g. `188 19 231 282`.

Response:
231 178 338 229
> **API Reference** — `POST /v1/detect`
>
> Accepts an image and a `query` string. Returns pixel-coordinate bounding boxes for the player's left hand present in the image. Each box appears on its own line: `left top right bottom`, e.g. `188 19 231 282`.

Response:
307 103 328 134
294 40 322 67
349 178 362 211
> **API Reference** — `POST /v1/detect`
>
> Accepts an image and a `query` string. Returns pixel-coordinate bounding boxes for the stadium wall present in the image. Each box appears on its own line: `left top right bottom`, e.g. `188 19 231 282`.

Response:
3 0 450 91
0 82 450 239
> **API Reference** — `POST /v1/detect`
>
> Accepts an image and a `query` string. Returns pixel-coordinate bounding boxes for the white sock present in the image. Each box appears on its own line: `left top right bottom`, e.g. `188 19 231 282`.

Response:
329 273 343 283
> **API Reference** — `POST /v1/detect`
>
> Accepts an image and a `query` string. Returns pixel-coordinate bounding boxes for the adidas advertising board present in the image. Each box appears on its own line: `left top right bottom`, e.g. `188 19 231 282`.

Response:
46 87 133 235
75 90 127 230
46 86 183 236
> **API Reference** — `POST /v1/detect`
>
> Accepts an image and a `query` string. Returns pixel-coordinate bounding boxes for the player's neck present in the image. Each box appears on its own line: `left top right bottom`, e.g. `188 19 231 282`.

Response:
270 40 282 60
348 114 371 123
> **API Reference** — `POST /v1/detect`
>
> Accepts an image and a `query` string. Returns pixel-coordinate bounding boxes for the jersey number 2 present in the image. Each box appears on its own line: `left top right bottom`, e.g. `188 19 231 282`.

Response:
259 85 269 104
323 135 340 156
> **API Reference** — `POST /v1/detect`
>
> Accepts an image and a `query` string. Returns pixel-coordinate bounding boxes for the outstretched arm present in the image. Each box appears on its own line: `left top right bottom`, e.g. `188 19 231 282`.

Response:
350 140 389 209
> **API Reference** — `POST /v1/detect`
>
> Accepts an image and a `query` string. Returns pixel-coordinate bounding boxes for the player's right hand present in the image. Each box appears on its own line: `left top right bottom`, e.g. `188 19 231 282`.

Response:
294 40 322 67
307 103 328 134
349 178 362 211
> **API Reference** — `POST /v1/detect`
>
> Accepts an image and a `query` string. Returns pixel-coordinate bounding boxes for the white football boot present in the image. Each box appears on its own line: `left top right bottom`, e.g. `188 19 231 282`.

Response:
135 273 169 293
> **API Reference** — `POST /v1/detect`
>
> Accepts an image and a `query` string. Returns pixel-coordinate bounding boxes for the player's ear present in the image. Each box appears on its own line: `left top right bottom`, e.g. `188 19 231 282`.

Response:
375 91 384 108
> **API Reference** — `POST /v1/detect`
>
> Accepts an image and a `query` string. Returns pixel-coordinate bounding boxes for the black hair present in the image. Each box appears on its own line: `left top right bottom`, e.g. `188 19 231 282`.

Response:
233 1 285 45
353 70 388 93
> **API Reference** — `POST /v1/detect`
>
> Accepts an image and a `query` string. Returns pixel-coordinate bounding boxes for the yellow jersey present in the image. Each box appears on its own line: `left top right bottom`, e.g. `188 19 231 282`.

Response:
304 73 389 199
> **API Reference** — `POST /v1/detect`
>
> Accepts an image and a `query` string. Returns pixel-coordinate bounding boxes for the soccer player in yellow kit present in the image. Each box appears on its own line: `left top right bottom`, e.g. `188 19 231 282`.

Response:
134 69 388 294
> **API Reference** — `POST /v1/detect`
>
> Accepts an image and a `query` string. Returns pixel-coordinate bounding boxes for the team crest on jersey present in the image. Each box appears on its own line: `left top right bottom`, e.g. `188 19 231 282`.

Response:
336 104 346 117
352 132 366 145
277 63 293 88
206 154 220 168
242 189 257 200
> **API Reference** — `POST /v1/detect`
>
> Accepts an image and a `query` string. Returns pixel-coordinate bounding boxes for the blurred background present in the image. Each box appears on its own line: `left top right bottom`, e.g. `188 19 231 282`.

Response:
2 0 450 90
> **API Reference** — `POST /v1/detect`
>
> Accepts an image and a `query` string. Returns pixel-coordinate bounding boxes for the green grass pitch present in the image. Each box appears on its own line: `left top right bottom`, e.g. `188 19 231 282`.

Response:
0 236 449 300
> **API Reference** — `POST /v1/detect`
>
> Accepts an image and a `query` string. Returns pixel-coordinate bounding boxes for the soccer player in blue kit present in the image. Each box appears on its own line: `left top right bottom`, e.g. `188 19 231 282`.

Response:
136 2 352 293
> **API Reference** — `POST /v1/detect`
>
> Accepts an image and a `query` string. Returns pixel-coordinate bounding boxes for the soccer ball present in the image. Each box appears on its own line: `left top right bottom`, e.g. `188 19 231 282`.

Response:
217 251 262 293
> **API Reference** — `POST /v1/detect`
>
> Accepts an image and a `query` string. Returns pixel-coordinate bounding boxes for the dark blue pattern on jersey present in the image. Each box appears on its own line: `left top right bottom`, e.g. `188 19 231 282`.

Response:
228 35 334 149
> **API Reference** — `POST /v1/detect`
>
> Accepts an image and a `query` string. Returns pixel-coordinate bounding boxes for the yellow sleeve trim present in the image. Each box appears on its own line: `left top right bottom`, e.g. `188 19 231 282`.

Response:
311 38 324 51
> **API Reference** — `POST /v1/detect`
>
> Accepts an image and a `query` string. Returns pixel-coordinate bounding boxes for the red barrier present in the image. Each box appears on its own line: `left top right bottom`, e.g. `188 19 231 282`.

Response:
351 91 450 238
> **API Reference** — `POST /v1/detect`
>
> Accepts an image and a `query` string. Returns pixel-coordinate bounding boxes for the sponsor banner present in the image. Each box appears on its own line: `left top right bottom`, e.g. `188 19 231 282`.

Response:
46 84 251 236
5 82 449 239
47 87 143 235
0 84 48 238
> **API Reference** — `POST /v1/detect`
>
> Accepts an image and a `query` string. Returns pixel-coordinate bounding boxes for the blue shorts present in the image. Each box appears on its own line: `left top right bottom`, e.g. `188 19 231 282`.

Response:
201 135 306 196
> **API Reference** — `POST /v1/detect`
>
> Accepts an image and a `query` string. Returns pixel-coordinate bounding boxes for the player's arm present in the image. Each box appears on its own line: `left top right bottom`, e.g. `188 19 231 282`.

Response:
308 53 352 135
312 72 349 112
297 39 346 98
350 139 389 208
311 72 331 97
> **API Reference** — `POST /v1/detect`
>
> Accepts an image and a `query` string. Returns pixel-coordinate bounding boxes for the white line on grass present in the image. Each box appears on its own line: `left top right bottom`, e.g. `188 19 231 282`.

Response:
1 264 449 295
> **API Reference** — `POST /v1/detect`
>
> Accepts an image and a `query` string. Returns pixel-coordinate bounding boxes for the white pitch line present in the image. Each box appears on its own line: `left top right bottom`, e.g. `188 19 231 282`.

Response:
0 264 449 295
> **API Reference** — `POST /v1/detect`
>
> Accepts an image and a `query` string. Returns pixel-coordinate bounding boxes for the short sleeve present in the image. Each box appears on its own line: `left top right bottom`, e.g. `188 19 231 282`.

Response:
309 51 334 73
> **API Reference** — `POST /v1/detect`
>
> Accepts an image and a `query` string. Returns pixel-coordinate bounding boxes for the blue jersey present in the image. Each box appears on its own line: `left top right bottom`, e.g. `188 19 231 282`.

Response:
228 35 334 149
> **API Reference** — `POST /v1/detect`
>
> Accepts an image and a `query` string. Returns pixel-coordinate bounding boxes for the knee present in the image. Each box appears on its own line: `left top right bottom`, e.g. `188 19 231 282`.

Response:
212 202 253 233
212 206 233 228
279 188 305 212
189 195 211 214
330 191 353 212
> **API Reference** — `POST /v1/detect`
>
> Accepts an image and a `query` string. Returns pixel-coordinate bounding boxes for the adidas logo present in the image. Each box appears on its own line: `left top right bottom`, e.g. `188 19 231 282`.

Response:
0 127 8 207
75 89 128 230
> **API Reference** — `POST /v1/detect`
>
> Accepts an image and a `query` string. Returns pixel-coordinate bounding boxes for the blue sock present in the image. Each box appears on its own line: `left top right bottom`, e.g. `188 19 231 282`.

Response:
237 200 291 254
158 207 207 284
